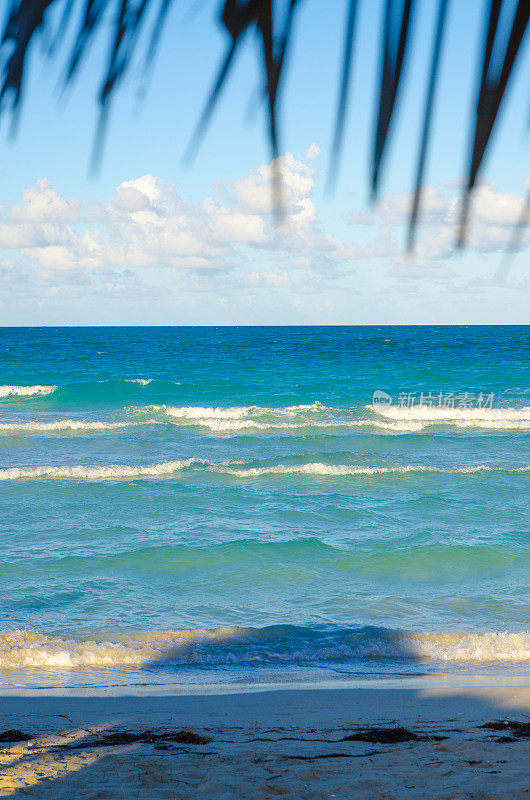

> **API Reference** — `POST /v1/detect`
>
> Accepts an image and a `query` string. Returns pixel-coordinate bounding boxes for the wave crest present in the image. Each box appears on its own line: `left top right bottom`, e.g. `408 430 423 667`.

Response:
0 459 196 481
127 403 427 433
1 626 529 669
370 404 530 429
0 420 131 433
0 385 57 398
0 458 527 481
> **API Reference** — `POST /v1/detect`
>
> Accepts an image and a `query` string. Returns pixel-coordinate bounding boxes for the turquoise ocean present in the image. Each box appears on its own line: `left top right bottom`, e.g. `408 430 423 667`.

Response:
0 326 528 691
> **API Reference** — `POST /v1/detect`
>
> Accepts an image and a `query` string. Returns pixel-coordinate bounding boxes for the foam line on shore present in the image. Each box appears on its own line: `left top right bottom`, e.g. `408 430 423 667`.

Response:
1 626 529 668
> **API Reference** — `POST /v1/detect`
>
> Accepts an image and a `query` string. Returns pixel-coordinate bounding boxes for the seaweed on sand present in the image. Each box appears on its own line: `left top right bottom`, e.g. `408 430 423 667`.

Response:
72 729 212 748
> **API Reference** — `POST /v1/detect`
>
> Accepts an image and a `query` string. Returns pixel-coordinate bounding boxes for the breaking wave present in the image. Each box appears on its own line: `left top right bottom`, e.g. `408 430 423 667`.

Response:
0 459 197 481
371 404 530 430
1 626 529 669
0 458 527 481
127 403 428 433
123 402 530 433
0 385 57 398
2 401 528 434
217 463 529 478
0 420 132 433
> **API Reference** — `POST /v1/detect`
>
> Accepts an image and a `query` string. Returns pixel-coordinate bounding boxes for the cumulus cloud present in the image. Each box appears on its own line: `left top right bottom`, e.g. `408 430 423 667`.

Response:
2 155 527 308
0 146 354 282
7 178 79 223
352 181 529 264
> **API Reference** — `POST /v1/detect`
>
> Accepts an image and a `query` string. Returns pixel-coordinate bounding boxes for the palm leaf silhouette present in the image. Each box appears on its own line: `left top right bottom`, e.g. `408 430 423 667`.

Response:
1 0 529 250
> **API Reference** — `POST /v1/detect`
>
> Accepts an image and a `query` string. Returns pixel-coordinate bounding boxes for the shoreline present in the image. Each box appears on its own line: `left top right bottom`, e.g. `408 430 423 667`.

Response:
1 685 529 798
1 670 530 697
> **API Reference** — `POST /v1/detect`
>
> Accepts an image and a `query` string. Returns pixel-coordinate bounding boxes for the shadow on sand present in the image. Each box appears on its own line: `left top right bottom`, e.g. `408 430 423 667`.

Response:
0 678 529 799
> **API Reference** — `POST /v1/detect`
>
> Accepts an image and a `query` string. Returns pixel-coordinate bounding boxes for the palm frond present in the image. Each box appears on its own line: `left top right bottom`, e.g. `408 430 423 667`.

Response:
458 0 530 247
407 0 449 251
327 0 359 191
371 0 414 200
1 0 529 252
0 0 55 115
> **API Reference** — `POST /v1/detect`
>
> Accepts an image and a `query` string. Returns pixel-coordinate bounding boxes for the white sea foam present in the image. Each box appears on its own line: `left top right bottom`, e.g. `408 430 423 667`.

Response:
218 463 530 478
127 404 428 433
396 631 530 662
132 403 334 421
349 419 428 432
0 458 527 481
198 419 429 434
221 463 435 477
1 628 529 668
0 402 521 435
0 416 261 435
0 385 57 398
370 404 530 429
124 378 152 386
147 405 260 419
0 459 196 481
127 404 329 433
0 420 131 433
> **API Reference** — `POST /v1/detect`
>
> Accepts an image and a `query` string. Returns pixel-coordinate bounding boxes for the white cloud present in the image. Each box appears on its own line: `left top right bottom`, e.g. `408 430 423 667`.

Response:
233 151 316 222
246 268 292 287
2 156 528 317
0 146 352 282
389 258 457 281
8 178 79 223
353 181 529 264
304 143 321 161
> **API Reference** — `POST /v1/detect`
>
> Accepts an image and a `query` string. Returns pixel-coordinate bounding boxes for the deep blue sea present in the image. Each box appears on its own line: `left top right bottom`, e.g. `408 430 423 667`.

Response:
0 326 528 690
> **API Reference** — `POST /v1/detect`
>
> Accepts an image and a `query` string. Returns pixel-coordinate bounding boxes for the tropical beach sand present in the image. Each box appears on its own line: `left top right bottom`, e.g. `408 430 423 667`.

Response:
0 685 529 798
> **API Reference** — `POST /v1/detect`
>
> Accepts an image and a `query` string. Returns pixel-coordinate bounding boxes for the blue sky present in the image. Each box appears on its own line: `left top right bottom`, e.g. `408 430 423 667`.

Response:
0 0 529 325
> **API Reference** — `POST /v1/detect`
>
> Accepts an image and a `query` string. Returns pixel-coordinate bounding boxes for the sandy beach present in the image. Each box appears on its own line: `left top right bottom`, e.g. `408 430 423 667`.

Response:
0 684 529 798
